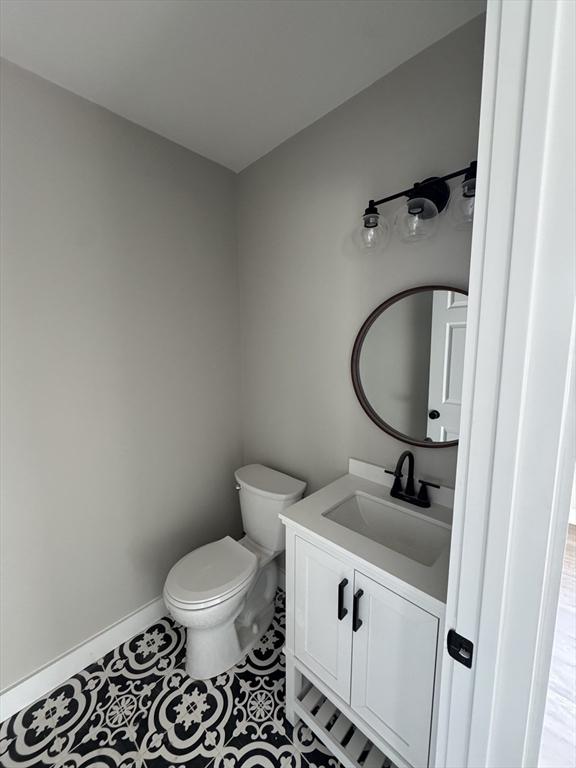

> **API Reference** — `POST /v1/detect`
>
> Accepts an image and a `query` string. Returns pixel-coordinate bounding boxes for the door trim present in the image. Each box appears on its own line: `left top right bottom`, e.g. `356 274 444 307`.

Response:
436 1 575 766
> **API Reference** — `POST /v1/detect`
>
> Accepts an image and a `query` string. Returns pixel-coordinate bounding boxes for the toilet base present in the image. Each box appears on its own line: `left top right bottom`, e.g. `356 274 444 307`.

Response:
184 558 278 680
185 601 275 680
236 603 275 663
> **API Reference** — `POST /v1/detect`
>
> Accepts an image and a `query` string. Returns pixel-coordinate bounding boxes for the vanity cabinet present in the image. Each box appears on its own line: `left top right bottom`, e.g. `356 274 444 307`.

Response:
289 532 442 768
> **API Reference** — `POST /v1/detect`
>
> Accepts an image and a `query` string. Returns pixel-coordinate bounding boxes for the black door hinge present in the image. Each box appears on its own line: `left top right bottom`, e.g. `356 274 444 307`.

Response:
447 629 474 668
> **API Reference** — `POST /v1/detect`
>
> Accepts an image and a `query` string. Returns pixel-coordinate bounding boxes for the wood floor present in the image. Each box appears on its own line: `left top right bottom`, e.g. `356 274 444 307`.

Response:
539 524 576 768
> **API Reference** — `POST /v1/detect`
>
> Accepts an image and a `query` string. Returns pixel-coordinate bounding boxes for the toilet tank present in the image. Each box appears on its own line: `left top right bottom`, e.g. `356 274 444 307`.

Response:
234 464 306 553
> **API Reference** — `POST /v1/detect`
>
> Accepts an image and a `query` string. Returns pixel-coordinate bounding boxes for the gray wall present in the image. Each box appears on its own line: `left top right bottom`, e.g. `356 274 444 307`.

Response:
0 61 242 688
0 17 484 689
237 17 484 492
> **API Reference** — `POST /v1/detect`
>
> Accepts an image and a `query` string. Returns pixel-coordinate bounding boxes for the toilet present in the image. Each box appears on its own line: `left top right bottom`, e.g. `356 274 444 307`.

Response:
163 464 306 679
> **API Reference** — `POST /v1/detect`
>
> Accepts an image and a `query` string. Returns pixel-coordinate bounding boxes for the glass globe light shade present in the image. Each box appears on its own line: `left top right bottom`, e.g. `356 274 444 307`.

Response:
353 210 390 253
448 177 476 229
394 197 439 243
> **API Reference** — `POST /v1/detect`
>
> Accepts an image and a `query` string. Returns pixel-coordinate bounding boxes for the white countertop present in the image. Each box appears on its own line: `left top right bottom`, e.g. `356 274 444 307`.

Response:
280 469 452 608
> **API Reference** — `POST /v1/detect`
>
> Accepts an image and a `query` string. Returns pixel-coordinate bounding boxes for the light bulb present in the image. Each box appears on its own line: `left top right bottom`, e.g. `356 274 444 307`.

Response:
448 177 475 229
449 162 476 229
353 208 390 253
394 197 439 243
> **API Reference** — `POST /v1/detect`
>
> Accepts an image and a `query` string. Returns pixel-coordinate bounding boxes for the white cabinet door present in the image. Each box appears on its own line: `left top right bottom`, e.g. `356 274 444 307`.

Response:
351 572 438 768
294 536 354 702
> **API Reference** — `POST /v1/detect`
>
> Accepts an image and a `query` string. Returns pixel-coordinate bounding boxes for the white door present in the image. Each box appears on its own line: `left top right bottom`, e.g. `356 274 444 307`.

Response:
427 290 467 441
436 2 576 766
294 537 354 702
351 572 439 768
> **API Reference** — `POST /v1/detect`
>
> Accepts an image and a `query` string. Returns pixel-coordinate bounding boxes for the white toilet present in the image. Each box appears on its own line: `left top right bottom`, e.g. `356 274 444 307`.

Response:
163 464 306 679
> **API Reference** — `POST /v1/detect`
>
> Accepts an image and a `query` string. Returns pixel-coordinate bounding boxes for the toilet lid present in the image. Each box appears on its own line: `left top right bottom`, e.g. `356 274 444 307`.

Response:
164 536 258 606
235 464 306 501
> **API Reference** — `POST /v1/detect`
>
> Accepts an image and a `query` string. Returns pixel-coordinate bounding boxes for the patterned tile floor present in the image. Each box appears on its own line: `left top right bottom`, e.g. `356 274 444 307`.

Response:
0 590 341 767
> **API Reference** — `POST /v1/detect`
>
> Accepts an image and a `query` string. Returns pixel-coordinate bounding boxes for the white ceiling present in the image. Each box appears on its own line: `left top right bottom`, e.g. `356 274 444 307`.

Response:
0 0 485 172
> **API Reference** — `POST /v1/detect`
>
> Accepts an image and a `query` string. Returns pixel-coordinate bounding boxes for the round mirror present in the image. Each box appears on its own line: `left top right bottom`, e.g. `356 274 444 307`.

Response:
351 285 468 447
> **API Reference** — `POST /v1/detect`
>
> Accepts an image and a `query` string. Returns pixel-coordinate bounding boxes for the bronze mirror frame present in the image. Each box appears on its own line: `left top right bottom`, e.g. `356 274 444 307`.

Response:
351 284 468 448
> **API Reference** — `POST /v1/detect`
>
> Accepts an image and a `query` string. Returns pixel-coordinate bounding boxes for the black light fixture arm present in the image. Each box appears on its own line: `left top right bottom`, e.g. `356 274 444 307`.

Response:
366 160 477 212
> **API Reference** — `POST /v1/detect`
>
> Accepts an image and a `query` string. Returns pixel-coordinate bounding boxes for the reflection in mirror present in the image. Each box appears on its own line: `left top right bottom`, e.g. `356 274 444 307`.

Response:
352 287 468 447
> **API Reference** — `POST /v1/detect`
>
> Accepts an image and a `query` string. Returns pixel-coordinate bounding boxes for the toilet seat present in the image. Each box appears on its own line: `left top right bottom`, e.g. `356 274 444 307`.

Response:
164 536 257 610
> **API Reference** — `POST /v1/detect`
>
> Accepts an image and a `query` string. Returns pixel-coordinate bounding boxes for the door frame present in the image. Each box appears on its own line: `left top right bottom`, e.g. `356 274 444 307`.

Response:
435 1 575 766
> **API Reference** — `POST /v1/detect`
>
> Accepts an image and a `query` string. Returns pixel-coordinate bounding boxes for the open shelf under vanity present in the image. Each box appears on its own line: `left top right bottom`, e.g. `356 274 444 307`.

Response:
295 671 396 768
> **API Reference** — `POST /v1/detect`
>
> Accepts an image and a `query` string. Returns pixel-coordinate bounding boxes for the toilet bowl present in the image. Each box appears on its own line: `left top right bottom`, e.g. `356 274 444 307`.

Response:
163 464 306 679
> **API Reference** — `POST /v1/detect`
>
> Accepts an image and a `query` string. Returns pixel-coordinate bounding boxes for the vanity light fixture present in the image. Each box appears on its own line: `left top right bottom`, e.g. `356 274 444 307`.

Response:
355 160 477 253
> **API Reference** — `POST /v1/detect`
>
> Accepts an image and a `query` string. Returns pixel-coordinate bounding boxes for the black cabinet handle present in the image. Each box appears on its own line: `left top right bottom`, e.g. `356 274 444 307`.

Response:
352 589 364 632
337 578 348 620
429 409 440 420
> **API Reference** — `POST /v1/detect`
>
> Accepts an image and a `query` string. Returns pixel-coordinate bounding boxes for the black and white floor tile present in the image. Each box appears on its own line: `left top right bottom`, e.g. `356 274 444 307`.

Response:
0 590 342 768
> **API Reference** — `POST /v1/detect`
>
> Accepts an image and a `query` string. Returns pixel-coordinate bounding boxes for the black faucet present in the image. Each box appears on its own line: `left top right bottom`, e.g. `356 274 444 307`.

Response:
386 450 439 508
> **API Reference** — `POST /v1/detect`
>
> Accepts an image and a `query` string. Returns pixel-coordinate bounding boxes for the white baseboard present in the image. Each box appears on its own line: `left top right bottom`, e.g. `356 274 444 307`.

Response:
0 596 165 723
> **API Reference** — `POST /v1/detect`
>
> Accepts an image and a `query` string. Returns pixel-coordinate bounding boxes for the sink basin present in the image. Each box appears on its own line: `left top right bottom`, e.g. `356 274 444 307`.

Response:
322 492 450 566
